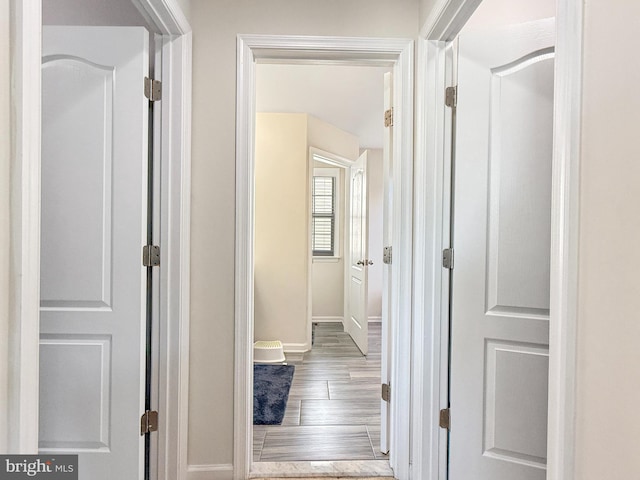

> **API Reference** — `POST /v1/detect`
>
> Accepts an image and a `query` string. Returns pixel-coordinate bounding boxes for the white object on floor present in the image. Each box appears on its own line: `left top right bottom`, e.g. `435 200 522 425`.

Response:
254 340 286 364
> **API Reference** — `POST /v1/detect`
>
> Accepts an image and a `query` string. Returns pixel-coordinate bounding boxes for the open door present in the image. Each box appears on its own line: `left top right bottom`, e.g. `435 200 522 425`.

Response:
345 151 369 355
379 71 393 454
448 18 555 480
39 27 150 480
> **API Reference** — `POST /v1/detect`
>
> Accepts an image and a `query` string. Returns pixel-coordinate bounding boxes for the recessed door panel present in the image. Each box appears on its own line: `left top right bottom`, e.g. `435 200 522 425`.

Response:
486 51 554 316
41 58 114 310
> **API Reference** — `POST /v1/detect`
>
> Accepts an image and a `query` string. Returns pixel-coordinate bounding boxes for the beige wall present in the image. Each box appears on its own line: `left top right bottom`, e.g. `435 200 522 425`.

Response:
42 0 148 25
463 0 554 31
0 0 9 453
575 0 640 478
254 113 310 347
419 0 439 32
189 0 418 468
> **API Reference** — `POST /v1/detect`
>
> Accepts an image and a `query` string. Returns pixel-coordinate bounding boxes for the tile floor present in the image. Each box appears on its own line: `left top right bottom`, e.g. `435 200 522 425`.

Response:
254 322 388 462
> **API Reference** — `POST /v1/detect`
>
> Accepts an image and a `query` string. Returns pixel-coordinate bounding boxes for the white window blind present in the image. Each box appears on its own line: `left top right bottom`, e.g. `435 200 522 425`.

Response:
312 176 335 256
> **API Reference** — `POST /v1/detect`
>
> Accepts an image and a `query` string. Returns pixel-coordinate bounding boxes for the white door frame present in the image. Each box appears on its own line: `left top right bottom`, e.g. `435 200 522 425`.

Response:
8 2 192 480
412 1 583 480
235 35 414 480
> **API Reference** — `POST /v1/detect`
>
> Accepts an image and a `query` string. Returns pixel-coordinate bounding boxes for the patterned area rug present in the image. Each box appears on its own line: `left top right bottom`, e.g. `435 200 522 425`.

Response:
253 364 295 425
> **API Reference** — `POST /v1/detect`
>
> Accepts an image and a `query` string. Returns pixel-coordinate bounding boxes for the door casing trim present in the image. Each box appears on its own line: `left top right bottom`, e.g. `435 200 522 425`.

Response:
412 1 583 480
235 34 414 480
8 3 192 480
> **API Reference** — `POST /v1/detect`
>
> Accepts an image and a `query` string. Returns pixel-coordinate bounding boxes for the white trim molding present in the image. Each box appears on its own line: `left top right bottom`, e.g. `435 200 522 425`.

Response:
8 0 41 454
311 316 344 323
235 34 414 480
187 464 234 480
413 1 582 480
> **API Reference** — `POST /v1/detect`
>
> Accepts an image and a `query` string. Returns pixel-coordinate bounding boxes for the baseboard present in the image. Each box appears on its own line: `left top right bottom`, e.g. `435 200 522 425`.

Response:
369 316 382 322
312 316 344 323
187 464 233 480
281 342 310 353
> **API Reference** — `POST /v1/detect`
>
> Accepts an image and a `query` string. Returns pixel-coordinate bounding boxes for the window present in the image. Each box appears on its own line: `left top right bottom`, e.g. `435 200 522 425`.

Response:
312 170 338 256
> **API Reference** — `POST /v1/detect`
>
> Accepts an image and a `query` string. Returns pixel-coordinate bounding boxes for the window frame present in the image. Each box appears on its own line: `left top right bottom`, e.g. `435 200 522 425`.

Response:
311 167 341 260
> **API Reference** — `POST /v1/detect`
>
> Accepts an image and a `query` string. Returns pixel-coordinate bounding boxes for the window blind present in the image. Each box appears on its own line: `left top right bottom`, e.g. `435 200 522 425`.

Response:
312 176 335 256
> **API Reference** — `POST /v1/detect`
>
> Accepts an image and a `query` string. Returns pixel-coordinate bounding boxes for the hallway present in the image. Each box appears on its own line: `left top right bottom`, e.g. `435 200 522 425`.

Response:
253 322 387 462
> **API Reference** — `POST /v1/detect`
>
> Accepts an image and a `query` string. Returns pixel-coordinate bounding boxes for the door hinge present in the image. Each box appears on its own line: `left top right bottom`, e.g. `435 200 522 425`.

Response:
143 245 160 267
140 410 158 435
384 108 394 127
144 77 162 102
383 246 392 265
381 383 391 403
445 86 457 108
442 248 454 269
439 408 450 430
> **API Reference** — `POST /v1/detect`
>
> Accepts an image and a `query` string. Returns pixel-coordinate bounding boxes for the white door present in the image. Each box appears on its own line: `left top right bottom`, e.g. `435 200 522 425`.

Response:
379 71 393 454
39 26 149 480
345 151 369 355
449 18 555 480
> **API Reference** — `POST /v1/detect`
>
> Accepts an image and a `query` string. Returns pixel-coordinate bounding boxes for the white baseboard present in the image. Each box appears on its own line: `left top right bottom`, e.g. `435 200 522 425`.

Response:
282 342 310 353
312 316 344 323
369 316 382 322
187 464 233 480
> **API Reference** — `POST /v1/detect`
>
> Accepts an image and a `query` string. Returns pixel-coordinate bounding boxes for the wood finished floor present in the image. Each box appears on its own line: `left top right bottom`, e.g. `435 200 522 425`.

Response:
254 322 388 462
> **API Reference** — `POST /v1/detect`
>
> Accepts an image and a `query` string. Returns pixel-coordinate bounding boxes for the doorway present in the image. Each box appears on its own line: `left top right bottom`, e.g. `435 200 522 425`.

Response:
9 1 191 479
412 0 583 479
235 35 414 479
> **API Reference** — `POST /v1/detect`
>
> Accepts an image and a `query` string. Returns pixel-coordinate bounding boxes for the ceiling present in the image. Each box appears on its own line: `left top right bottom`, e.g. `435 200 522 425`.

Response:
256 63 391 149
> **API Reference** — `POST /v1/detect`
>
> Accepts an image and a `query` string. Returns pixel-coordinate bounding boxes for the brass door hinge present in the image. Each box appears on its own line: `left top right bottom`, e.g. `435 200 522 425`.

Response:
381 383 391 403
144 77 162 102
439 408 450 430
143 245 160 267
384 108 394 127
445 86 457 108
140 410 158 435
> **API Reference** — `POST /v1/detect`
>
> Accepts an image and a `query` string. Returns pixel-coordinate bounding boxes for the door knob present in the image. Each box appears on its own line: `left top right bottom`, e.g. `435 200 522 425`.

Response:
356 259 374 266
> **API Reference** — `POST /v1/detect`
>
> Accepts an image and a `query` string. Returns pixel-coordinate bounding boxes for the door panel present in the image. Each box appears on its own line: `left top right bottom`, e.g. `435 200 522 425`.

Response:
346 151 369 355
449 18 554 480
40 26 149 480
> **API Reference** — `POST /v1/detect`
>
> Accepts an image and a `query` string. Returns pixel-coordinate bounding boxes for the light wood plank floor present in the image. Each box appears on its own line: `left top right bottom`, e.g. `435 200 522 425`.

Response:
254 322 388 462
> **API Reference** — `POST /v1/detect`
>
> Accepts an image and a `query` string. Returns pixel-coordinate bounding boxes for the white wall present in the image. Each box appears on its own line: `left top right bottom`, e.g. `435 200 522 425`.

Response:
575 1 640 478
42 0 148 25
189 0 418 470
0 0 10 453
463 0 554 31
366 149 383 319
254 113 310 348
311 164 345 320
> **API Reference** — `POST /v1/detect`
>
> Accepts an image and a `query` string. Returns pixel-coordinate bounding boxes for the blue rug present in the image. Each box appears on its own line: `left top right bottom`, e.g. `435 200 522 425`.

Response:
253 364 295 425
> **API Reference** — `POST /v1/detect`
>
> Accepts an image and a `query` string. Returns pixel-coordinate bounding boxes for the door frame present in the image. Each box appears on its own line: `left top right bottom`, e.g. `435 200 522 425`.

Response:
8 2 192 480
411 1 583 480
308 146 353 351
235 35 414 479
